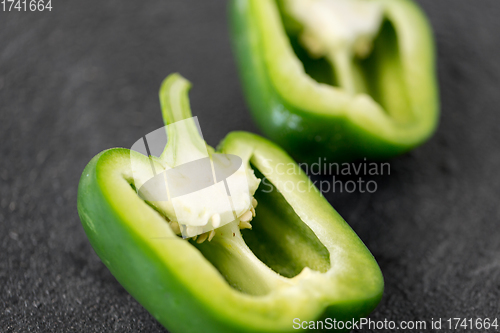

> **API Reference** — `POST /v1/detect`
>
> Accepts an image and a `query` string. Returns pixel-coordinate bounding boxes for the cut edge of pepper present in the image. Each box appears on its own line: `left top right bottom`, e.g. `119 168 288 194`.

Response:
251 0 439 145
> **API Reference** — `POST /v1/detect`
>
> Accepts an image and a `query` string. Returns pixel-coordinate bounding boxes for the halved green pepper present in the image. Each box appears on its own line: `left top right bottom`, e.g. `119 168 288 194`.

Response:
77 74 383 332
230 0 439 164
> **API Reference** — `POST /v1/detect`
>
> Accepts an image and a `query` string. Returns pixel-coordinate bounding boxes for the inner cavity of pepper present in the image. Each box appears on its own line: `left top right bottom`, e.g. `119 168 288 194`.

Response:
277 0 414 123
132 166 331 296
193 167 331 295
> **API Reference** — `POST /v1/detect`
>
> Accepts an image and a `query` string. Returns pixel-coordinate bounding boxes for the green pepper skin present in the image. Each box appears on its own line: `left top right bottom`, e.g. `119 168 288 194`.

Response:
77 75 383 332
230 0 439 164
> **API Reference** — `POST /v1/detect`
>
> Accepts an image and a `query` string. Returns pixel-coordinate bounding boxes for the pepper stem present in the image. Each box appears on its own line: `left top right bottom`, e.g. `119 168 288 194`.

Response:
158 73 209 167
154 74 260 243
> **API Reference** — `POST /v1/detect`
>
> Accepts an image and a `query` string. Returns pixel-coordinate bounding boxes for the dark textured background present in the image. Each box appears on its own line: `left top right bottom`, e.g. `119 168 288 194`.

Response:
1 0 500 332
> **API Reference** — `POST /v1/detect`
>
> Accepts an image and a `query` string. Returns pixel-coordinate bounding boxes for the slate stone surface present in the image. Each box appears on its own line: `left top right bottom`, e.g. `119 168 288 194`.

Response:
1 0 499 332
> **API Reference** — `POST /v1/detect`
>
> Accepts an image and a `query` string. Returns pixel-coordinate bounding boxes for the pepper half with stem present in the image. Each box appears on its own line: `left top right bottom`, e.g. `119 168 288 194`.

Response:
230 0 439 164
77 73 384 332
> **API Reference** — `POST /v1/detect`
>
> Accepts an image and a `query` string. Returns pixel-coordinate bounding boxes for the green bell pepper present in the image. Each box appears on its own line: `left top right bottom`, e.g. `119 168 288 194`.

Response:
230 0 439 164
77 73 383 332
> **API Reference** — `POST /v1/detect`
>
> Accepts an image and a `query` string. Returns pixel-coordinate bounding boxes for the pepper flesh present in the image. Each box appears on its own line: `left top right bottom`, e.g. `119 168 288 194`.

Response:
230 0 439 164
77 74 383 332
